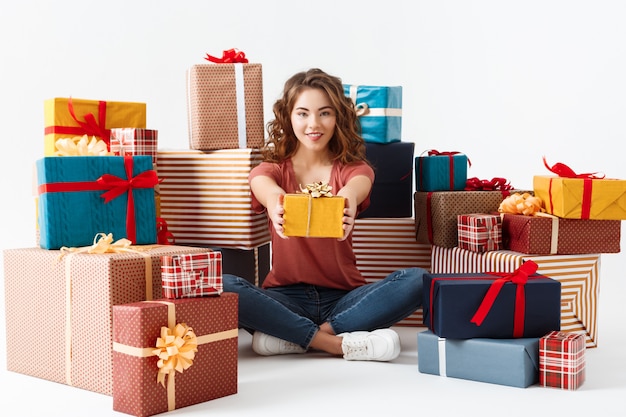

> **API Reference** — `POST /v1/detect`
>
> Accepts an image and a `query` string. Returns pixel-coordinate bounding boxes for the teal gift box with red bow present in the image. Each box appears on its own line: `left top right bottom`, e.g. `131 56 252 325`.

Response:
36 155 159 249
423 260 562 339
415 150 469 191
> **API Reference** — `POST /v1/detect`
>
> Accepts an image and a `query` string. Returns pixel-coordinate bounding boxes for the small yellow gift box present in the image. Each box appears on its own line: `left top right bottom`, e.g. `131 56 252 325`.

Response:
283 183 345 238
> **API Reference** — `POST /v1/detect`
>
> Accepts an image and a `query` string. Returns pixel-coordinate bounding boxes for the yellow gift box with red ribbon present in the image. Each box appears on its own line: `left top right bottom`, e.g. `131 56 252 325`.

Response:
533 157 626 220
283 182 345 238
44 97 146 156
112 295 238 416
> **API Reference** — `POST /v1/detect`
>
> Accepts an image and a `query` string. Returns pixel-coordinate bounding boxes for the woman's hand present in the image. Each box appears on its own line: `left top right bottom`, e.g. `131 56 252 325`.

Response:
267 194 289 239
339 198 356 241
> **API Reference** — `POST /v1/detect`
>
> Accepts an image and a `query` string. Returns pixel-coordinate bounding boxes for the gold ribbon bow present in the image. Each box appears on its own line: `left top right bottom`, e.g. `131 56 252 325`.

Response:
498 192 544 216
59 232 135 256
153 323 198 387
354 102 369 117
299 181 333 198
54 134 114 156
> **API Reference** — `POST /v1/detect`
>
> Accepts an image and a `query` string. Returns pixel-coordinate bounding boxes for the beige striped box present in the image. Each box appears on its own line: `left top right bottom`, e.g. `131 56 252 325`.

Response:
431 246 600 348
352 217 431 326
157 149 270 249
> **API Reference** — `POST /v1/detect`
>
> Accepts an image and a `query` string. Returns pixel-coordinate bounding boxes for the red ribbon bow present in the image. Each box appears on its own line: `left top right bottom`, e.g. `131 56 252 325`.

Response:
156 217 175 245
470 260 539 338
205 48 249 63
465 177 513 191
542 156 603 179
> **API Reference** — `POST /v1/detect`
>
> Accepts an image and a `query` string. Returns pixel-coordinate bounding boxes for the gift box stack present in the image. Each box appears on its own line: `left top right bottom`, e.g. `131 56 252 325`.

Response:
155 50 271 286
343 83 432 326
415 156 625 389
4 94 239 413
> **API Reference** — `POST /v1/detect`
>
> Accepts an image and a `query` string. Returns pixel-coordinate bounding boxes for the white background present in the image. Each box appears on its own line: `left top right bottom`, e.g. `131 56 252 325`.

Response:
1 1 626 415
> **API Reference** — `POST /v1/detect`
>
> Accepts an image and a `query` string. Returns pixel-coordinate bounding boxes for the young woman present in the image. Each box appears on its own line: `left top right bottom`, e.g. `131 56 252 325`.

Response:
223 68 425 361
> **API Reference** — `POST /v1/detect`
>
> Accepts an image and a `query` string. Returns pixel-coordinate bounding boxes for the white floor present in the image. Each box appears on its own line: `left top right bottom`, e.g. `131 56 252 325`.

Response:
2 252 626 417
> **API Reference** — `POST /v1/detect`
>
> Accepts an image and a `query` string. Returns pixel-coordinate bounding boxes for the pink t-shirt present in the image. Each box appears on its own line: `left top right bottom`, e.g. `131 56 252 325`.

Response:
249 159 375 290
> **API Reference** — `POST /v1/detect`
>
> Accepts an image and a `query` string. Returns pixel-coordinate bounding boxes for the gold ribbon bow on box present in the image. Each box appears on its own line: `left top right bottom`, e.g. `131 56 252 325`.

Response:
153 323 198 387
54 134 114 156
498 192 544 216
299 181 333 198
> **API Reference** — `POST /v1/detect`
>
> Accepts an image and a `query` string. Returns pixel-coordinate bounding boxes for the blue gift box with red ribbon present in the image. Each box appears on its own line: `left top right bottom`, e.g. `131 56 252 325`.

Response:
415 150 468 191
36 155 158 249
422 261 561 339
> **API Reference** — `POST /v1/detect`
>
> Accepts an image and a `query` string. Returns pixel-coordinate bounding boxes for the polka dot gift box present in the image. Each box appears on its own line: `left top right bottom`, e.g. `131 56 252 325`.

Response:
112 294 238 417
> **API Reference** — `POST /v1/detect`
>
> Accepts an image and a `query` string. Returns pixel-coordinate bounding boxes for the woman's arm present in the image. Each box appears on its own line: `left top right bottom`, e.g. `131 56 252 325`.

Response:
336 174 373 241
250 174 289 239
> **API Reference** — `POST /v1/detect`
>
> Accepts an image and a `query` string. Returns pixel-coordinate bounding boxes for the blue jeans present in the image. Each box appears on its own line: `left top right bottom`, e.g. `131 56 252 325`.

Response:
222 267 425 349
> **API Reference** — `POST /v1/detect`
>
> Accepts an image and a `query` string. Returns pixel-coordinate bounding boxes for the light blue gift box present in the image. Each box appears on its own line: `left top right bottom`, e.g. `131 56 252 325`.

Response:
415 153 468 191
36 155 158 249
343 84 402 143
417 330 540 388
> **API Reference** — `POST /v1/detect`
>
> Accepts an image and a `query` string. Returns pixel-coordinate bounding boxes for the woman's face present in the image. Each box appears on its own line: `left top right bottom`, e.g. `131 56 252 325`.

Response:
290 87 336 153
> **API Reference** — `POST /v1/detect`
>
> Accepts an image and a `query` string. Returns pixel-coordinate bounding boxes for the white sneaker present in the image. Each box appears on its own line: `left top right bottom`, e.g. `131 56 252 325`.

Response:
339 329 401 361
251 331 307 356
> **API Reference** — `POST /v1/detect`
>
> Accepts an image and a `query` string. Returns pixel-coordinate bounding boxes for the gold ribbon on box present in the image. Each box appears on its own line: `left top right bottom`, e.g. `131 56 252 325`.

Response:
58 233 156 386
299 181 333 237
498 192 544 216
112 300 238 412
54 134 114 156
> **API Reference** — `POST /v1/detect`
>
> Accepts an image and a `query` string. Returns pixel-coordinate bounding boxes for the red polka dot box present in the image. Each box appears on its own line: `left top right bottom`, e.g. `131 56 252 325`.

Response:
112 295 238 416
3 245 212 396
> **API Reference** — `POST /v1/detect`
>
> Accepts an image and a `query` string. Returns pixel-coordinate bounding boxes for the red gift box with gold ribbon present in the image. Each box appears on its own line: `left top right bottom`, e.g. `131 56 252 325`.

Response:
112 295 238 417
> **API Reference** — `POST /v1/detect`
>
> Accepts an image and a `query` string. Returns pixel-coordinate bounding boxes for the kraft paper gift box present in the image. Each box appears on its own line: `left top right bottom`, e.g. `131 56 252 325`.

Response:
417 330 540 388
161 251 223 299
539 331 586 390
415 151 468 192
431 246 601 348
415 190 516 248
110 128 159 166
187 63 264 150
343 84 402 143
214 243 270 287
112 295 238 417
360 141 414 218
44 97 146 156
352 217 431 326
457 213 502 253
36 155 158 249
533 175 626 220
3 244 212 396
157 149 270 249
501 213 621 255
282 194 345 238
423 261 562 339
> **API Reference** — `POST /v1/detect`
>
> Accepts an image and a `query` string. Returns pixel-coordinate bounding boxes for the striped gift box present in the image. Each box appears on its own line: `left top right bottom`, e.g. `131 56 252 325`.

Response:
161 251 223 299
431 246 601 348
110 128 158 166
352 218 431 326
457 213 502 252
540 331 586 390
157 149 270 249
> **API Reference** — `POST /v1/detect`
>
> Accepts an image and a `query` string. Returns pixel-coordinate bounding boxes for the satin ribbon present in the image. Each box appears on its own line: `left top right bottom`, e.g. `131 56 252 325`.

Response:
39 156 160 244
465 177 512 191
54 134 113 156
347 85 403 117
470 260 539 338
157 217 175 245
59 233 155 386
204 48 249 63
543 156 604 219
112 300 238 412
45 98 111 149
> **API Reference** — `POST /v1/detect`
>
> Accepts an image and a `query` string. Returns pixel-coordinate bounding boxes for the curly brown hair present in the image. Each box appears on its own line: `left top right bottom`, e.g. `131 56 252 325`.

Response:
262 68 366 165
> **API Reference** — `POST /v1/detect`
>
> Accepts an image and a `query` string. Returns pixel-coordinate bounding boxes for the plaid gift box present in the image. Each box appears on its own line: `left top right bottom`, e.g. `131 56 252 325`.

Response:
539 331 586 390
457 213 502 253
110 128 159 166
186 63 264 150
283 194 345 238
343 84 402 143
44 97 146 156
112 295 238 416
161 252 223 299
